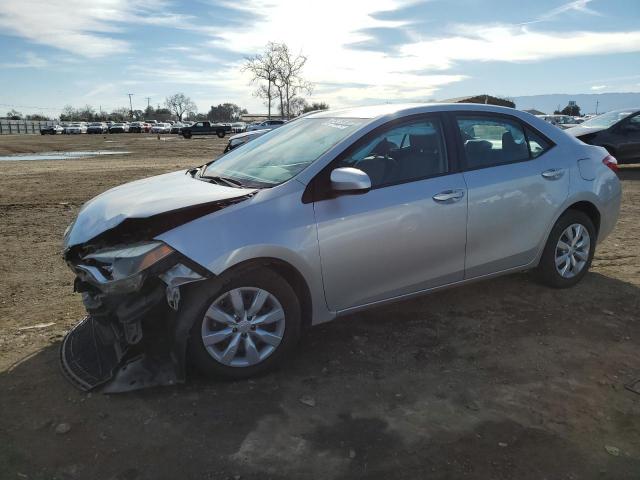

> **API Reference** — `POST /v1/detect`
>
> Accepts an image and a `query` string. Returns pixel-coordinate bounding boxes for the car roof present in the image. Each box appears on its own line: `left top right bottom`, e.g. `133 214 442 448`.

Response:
305 102 525 119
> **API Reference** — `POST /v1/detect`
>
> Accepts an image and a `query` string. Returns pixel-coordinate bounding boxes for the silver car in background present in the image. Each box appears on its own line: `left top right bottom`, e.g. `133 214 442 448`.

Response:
61 103 621 392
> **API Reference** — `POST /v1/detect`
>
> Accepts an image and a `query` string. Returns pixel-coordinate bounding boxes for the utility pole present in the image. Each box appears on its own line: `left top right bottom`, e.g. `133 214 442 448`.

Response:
595 100 599 115
127 93 134 119
145 97 151 110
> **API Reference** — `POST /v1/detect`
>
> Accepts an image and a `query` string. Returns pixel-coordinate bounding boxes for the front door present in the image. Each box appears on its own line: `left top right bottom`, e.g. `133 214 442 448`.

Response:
313 115 468 311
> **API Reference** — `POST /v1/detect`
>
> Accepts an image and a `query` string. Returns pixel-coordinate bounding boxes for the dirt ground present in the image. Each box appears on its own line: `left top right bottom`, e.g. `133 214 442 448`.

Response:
0 133 639 480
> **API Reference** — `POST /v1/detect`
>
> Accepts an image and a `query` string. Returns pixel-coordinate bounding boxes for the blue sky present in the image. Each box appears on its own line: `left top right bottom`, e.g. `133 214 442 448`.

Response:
0 0 639 116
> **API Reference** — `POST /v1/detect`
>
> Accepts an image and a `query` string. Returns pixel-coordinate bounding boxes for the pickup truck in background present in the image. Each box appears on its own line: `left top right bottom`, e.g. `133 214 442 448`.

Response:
181 121 230 139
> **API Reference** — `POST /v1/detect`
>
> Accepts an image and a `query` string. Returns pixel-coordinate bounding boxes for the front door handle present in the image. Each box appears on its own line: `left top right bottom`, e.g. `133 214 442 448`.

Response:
541 168 564 180
433 189 465 203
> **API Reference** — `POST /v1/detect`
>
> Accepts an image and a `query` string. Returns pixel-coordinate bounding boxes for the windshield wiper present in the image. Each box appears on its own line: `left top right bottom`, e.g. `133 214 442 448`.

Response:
200 175 244 188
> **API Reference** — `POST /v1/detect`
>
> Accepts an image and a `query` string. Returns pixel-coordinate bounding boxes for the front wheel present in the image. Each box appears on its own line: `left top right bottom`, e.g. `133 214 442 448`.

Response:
187 268 301 379
216 130 225 138
535 210 596 288
183 132 192 139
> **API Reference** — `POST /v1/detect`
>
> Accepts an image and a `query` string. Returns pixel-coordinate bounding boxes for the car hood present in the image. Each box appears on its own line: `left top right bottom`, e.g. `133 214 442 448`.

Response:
564 125 606 137
64 170 256 248
229 129 270 141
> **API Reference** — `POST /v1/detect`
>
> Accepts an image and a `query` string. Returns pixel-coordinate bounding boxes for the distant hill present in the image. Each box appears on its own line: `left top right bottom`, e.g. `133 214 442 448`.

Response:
511 92 640 115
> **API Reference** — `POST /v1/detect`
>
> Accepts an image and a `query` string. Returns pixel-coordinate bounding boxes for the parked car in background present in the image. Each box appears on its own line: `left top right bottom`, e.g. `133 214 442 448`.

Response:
247 119 285 132
60 103 620 391
170 122 187 134
66 122 88 134
181 121 228 138
150 123 172 134
223 129 269 152
109 123 129 133
537 115 580 129
231 122 246 133
128 122 142 133
87 122 108 134
40 124 64 135
566 108 640 164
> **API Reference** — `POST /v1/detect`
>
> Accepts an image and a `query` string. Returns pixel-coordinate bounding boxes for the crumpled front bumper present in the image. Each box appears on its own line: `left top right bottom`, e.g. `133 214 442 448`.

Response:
60 261 208 393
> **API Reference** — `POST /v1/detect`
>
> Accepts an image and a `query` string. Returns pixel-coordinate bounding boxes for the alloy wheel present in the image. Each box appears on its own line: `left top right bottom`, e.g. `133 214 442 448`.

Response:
555 223 591 279
201 287 286 367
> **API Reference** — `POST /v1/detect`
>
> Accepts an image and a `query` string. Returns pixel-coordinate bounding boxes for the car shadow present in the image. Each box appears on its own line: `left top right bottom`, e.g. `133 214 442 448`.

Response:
2 271 640 479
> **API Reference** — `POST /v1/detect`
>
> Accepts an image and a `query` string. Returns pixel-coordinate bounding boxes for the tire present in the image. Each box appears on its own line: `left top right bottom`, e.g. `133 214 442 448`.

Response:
183 132 192 139
187 267 301 379
534 209 596 288
217 130 225 138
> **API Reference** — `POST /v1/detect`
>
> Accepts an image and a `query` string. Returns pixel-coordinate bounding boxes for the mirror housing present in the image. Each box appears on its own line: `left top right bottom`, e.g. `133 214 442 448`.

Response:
330 167 371 193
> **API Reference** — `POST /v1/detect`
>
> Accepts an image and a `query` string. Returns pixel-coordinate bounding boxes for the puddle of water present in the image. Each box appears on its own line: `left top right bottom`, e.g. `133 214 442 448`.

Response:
0 151 131 161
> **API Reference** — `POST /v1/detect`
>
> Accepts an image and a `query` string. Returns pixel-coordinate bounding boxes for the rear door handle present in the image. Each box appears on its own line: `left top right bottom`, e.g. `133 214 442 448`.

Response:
433 189 465 203
541 168 564 180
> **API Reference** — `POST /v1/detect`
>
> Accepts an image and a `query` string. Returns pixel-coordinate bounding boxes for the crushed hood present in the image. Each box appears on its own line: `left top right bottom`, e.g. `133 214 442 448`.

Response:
64 170 256 248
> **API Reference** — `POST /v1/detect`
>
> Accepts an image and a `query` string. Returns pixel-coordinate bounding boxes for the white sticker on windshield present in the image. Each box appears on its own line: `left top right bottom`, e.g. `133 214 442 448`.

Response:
323 120 356 130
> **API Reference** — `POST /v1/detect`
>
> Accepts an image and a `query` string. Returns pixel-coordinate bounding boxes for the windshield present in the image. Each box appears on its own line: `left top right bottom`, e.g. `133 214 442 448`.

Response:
202 117 365 187
580 110 634 129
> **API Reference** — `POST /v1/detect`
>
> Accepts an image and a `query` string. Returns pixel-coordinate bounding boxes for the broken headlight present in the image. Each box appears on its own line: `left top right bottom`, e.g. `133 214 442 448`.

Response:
78 241 175 293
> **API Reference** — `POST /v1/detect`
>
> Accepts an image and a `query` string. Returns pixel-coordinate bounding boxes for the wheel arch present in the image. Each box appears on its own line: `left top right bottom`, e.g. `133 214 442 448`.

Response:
564 200 601 236
217 257 314 329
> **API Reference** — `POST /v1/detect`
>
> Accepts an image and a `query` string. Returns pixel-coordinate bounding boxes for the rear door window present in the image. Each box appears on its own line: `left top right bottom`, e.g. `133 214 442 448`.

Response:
457 116 529 169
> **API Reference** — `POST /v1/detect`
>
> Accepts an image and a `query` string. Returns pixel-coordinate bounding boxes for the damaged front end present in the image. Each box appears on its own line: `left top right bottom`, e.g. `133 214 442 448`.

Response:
61 241 209 393
58 169 257 393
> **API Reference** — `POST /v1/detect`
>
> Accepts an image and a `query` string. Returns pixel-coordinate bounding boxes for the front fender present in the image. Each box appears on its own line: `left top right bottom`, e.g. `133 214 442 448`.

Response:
156 183 334 325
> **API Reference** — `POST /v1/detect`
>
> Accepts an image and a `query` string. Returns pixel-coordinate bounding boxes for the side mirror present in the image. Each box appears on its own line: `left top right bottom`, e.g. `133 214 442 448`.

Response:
330 167 371 193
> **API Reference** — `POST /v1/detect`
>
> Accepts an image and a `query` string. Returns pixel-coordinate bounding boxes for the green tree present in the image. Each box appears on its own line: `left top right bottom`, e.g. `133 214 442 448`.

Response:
302 101 329 114
560 103 581 116
207 103 247 122
6 109 22 120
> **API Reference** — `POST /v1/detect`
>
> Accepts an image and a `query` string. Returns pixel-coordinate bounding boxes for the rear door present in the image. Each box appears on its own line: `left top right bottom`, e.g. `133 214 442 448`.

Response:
453 113 569 278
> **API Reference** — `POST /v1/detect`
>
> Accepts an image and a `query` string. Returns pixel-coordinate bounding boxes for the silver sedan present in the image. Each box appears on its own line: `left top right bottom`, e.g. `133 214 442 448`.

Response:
61 103 621 391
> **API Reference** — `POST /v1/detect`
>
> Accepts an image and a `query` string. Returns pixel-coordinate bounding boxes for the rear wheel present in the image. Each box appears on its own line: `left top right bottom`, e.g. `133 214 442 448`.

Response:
188 268 301 379
217 130 225 138
183 132 192 139
535 210 596 288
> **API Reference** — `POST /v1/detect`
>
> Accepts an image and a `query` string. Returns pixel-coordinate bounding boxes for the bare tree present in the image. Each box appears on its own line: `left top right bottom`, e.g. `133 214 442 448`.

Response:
244 42 313 119
274 43 312 119
164 93 197 121
5 109 22 120
243 42 280 119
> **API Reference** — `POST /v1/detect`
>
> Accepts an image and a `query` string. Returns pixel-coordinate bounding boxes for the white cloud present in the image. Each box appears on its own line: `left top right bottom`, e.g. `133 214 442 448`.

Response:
400 25 640 69
591 85 607 91
0 0 203 58
198 0 640 108
537 0 600 22
1 51 48 68
3 0 640 112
